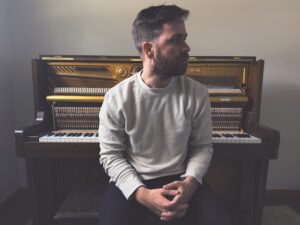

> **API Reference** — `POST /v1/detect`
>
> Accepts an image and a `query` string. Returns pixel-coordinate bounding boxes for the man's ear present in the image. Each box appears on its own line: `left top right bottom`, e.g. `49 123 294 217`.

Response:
141 42 154 58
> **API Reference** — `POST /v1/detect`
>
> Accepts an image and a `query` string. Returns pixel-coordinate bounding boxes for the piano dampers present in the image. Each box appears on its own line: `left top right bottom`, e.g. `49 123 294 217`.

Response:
52 104 100 130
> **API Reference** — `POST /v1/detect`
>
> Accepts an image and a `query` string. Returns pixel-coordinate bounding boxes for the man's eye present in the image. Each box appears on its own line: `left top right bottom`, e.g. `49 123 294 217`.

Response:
170 38 183 44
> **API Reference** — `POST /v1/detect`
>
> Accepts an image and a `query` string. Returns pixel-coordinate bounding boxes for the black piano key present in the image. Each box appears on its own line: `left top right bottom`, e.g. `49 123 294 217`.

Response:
235 133 250 138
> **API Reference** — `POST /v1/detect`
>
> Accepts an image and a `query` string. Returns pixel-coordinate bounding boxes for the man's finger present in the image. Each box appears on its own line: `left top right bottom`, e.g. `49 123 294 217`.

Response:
161 189 180 197
162 194 183 210
160 203 189 220
163 181 181 190
176 206 188 218
160 210 177 221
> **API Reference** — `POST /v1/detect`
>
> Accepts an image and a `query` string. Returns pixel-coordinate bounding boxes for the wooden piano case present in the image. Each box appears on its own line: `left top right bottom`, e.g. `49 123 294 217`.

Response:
15 56 280 225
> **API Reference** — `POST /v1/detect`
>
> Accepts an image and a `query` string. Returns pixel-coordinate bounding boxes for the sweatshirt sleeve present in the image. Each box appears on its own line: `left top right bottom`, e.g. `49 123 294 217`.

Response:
181 88 213 184
99 93 144 199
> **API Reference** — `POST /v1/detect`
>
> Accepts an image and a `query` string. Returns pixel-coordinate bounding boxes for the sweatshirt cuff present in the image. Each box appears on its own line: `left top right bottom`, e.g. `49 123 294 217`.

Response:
180 173 203 185
181 164 208 185
118 178 145 200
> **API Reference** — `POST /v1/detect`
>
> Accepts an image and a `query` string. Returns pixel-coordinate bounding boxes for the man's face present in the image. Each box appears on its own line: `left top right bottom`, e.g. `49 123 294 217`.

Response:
152 20 190 79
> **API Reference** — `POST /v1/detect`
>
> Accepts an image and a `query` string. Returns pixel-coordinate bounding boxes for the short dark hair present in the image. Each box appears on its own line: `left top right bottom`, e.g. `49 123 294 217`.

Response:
132 5 189 54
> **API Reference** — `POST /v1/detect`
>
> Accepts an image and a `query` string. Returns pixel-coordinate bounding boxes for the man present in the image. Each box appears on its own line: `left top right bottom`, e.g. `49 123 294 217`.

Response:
98 5 232 225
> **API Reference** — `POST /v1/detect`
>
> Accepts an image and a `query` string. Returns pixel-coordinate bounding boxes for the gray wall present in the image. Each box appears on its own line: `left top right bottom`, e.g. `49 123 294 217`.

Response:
0 0 299 203
0 0 20 203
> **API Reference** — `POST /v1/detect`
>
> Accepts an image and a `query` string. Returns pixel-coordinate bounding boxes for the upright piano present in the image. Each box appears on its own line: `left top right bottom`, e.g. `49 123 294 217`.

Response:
15 55 280 225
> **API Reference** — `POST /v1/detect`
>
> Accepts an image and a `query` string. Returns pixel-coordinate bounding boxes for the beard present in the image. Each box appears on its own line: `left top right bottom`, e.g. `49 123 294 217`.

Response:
153 49 189 80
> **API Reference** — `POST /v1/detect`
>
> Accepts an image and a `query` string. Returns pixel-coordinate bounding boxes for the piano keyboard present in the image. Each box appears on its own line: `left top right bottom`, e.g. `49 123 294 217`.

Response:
212 131 261 144
39 130 261 144
39 130 99 143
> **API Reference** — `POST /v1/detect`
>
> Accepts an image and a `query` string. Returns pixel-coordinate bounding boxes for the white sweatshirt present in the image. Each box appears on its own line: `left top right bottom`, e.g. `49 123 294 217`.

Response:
99 71 213 199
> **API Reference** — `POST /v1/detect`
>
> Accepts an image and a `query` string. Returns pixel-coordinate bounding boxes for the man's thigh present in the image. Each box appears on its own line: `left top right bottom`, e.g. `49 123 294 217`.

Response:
98 178 233 225
98 177 191 225
98 182 145 225
190 184 233 225
143 175 232 225
98 182 184 225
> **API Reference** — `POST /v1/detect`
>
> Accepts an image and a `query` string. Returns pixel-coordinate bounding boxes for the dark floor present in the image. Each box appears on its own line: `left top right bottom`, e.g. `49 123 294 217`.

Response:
264 190 300 214
0 188 299 225
288 203 300 214
0 188 32 225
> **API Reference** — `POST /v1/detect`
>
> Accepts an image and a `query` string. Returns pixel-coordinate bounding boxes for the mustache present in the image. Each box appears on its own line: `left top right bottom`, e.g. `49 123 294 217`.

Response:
180 53 189 61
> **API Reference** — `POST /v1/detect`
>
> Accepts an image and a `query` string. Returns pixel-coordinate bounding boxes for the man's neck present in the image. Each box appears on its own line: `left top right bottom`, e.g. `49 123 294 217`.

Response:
140 67 172 88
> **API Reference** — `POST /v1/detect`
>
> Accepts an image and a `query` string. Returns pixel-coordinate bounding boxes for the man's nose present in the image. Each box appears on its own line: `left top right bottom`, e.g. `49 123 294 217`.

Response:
183 41 191 53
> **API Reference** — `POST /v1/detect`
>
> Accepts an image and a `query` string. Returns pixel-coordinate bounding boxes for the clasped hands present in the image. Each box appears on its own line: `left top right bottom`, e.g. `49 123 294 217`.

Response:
135 176 198 221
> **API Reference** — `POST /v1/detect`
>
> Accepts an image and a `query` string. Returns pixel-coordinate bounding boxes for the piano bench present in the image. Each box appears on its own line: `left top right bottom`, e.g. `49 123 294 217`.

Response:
52 181 106 225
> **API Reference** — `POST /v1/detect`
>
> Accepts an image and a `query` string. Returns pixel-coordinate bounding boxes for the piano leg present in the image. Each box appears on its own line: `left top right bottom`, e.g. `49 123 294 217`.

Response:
26 158 59 225
240 159 269 225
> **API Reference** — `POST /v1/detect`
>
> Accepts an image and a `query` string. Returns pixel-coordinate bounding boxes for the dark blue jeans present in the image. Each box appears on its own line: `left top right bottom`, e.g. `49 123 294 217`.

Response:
98 175 233 225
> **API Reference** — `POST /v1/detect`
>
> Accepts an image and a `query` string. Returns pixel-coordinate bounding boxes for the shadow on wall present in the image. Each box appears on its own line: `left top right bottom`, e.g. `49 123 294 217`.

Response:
261 81 300 189
261 81 299 139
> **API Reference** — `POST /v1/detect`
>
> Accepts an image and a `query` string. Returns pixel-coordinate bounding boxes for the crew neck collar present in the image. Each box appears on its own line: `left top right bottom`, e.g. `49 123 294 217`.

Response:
136 71 176 95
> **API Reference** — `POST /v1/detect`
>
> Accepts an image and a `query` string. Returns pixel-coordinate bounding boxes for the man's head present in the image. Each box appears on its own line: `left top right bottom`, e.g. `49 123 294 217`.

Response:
132 5 189 55
132 5 191 78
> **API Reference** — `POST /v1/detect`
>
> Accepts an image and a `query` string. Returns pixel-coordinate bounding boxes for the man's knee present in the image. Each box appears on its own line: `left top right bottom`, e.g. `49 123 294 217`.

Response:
98 182 142 225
